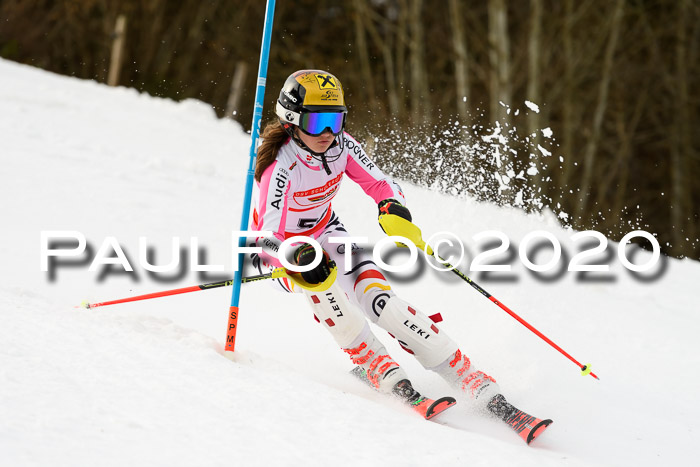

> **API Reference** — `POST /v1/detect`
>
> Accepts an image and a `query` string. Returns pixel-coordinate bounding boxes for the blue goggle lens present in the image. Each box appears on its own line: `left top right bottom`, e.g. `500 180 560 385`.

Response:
299 112 346 136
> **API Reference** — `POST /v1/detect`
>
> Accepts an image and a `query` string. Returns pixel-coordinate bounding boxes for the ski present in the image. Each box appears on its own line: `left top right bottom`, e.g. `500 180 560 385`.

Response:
350 366 456 421
487 394 553 445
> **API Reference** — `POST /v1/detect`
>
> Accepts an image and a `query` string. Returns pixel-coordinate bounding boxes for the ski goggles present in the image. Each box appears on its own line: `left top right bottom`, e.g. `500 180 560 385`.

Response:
298 111 346 136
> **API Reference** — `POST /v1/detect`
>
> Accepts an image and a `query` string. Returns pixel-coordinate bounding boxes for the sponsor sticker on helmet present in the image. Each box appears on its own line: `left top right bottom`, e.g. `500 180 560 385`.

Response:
320 89 340 101
314 74 337 89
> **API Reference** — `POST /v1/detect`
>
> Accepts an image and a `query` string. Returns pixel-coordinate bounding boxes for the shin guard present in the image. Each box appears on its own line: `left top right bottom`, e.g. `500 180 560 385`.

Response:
376 297 458 369
302 280 366 349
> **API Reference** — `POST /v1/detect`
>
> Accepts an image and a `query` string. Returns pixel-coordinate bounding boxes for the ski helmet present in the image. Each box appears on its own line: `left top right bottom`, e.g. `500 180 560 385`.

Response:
276 70 347 138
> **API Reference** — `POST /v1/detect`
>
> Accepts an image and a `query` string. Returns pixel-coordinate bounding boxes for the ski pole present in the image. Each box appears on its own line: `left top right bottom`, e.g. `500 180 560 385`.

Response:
379 214 600 380
79 268 286 309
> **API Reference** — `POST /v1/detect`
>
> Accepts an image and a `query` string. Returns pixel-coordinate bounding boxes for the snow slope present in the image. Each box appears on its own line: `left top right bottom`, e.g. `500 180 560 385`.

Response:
1 58 699 466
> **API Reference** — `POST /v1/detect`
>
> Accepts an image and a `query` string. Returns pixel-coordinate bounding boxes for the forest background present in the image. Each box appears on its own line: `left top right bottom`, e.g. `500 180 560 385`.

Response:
1 0 697 259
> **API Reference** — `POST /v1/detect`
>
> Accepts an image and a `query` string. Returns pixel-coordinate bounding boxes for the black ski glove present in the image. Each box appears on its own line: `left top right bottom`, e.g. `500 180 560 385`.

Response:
293 243 332 284
378 199 412 222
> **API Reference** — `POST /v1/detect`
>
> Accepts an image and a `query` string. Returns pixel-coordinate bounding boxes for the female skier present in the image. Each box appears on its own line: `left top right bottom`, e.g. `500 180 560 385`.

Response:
250 70 550 441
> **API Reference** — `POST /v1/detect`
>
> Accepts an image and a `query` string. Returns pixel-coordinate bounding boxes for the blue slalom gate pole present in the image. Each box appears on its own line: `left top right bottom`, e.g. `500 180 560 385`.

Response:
226 0 276 352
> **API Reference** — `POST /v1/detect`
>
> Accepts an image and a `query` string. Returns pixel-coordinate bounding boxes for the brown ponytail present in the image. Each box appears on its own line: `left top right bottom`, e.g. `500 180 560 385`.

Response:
255 120 289 181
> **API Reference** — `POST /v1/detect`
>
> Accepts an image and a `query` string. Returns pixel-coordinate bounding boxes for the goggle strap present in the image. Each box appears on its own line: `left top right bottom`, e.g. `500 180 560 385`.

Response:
276 102 301 126
277 102 346 136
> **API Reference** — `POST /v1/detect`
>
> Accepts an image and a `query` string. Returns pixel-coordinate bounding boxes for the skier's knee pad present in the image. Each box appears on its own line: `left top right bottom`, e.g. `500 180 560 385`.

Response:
376 296 458 369
346 263 395 324
357 285 395 324
303 280 367 349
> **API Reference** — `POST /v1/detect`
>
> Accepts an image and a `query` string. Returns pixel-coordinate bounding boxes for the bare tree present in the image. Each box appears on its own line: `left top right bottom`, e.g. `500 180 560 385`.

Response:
448 0 469 122
408 0 429 125
360 3 400 119
559 0 576 201
107 15 127 86
396 0 409 118
576 0 625 220
527 0 543 193
488 0 512 127
671 0 694 255
352 0 376 108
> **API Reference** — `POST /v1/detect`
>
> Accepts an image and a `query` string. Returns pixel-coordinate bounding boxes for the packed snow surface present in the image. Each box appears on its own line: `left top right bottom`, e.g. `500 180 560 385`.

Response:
2 58 698 466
